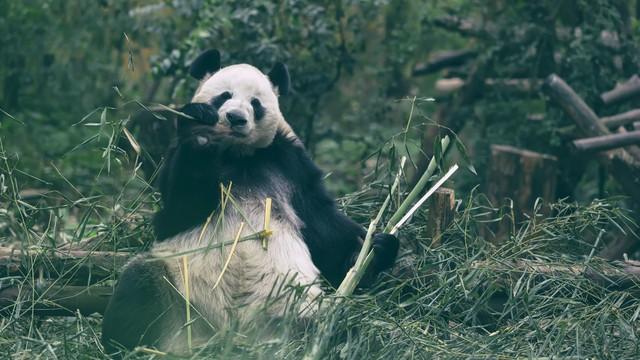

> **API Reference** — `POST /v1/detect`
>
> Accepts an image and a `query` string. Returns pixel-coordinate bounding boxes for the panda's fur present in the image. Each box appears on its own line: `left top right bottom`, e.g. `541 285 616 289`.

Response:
101 49 399 356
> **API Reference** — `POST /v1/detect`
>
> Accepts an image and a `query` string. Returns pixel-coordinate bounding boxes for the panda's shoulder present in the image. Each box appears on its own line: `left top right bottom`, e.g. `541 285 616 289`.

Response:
263 131 323 182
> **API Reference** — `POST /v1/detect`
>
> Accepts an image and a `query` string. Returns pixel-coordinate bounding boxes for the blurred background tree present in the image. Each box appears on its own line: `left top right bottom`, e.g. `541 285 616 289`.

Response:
1 0 639 198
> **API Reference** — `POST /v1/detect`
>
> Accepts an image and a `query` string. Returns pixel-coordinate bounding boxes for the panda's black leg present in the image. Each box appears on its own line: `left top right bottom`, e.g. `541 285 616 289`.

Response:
102 258 186 356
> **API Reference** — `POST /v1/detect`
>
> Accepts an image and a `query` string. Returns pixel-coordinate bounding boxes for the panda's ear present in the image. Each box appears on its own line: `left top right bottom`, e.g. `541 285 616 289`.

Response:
268 62 290 96
189 49 221 80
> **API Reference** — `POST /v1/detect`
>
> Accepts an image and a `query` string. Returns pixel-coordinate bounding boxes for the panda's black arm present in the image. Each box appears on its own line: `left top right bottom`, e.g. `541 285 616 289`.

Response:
153 138 221 241
272 133 398 288
293 182 398 288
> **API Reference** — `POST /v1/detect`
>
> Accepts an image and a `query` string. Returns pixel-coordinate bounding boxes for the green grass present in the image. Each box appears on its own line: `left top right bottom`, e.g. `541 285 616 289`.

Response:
1 108 639 359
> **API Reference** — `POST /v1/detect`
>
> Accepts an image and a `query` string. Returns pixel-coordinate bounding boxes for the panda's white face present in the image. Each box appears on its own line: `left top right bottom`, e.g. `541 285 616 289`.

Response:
190 64 287 150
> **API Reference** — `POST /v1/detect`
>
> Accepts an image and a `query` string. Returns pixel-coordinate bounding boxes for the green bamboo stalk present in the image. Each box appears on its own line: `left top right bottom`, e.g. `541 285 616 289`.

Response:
304 136 454 360
336 156 407 297
384 135 450 232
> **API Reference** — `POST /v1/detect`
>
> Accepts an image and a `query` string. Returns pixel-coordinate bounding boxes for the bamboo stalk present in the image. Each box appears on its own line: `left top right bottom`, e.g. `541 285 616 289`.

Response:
181 256 192 354
262 198 273 249
212 222 244 290
335 156 407 297
385 136 450 231
306 155 459 360
390 165 459 235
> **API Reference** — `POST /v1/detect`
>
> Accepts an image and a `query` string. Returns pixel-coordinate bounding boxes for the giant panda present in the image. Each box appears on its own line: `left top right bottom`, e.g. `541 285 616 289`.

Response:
101 49 399 355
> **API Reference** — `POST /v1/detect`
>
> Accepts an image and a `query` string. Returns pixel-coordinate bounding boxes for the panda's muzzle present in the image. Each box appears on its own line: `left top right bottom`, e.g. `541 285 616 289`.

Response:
226 111 248 127
226 110 250 136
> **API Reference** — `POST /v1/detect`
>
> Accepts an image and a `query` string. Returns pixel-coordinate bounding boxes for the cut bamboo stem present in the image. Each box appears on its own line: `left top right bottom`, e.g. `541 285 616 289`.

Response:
306 153 459 360
336 156 406 297
212 222 244 290
390 165 459 235
181 256 192 354
385 136 450 231
262 198 273 249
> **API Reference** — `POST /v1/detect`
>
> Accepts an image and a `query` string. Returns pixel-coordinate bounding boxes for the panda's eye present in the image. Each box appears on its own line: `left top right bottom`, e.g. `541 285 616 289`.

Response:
251 98 265 120
212 91 232 108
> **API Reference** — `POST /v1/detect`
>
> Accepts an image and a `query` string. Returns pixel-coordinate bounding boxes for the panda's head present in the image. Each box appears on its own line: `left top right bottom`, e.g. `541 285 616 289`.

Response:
181 49 294 152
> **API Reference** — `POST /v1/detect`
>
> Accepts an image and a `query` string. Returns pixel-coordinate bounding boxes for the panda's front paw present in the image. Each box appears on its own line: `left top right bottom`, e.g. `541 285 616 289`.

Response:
175 130 217 154
179 103 219 126
372 233 399 271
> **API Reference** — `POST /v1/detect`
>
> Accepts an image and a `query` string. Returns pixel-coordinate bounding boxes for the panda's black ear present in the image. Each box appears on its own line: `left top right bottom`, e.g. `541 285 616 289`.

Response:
268 62 290 96
189 49 221 80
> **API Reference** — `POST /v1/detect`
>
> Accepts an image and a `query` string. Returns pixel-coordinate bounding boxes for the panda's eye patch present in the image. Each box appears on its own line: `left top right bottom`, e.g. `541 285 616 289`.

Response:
211 91 232 108
251 98 265 120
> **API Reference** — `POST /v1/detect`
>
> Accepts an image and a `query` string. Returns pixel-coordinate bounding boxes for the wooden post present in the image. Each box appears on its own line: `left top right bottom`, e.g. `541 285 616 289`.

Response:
426 188 455 247
486 145 558 242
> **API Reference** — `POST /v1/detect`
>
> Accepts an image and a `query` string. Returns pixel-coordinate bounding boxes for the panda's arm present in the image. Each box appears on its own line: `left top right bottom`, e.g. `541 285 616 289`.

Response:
276 135 398 288
296 189 398 288
153 135 221 241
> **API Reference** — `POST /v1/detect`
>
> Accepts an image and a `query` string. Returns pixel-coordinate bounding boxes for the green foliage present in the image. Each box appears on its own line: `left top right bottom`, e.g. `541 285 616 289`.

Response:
436 0 640 198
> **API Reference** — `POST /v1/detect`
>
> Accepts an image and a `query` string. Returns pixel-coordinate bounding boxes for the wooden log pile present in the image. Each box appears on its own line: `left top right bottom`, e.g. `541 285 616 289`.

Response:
543 74 640 203
543 74 640 258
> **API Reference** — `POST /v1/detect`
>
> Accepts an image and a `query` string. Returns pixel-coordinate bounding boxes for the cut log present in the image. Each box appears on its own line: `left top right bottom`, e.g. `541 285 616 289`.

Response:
601 109 640 129
431 15 490 38
573 131 640 152
412 49 477 77
435 78 465 94
0 284 111 316
486 145 558 242
634 122 640 131
426 188 455 247
598 235 640 260
600 75 640 106
614 126 640 161
0 247 129 282
543 74 640 202
471 259 640 291
435 78 542 95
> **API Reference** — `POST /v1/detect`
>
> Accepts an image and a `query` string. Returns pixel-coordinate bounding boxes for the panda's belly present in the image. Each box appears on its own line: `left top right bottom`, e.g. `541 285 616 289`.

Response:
150 196 322 327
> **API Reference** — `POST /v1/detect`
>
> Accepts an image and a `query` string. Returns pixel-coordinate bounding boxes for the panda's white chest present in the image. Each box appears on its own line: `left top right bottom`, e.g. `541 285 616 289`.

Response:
151 190 321 326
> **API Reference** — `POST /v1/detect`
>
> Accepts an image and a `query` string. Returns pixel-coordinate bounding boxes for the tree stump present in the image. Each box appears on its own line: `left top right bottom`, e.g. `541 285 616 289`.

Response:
486 145 558 242
426 187 456 247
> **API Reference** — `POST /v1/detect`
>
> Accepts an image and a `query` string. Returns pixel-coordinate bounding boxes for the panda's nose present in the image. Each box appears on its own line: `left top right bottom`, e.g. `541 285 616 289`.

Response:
226 111 248 127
